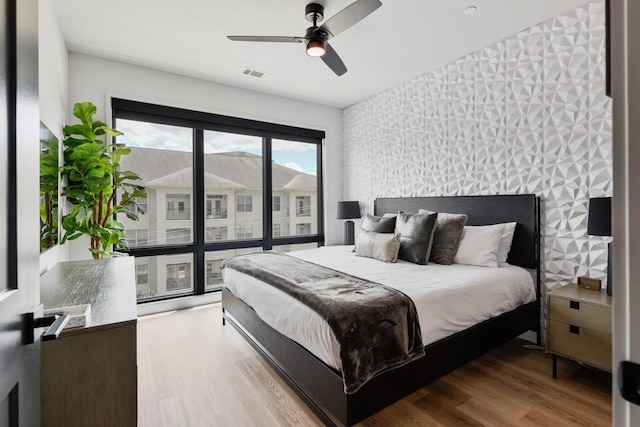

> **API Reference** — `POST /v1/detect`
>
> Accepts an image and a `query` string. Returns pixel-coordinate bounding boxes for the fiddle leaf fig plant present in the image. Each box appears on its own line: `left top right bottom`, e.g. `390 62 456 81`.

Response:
60 102 147 259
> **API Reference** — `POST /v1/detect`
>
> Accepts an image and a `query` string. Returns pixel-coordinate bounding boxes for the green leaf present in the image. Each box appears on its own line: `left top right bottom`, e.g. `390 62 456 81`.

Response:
95 126 124 137
73 102 97 126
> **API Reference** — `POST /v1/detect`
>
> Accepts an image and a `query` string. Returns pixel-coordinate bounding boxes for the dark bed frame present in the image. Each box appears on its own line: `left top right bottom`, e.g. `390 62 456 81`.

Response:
222 194 541 426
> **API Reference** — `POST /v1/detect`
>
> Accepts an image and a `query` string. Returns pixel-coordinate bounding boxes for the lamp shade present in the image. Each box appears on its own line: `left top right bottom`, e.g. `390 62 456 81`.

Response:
587 197 612 236
337 201 360 220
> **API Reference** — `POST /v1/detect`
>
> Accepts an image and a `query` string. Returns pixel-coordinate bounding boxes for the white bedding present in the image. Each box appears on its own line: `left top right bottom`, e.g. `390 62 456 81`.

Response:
222 245 536 371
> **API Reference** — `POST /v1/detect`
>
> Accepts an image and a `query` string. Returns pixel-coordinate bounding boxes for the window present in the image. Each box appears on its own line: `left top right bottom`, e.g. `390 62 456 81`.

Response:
125 228 148 247
166 263 191 291
126 197 147 215
206 194 227 219
296 223 311 235
296 196 311 217
167 194 191 220
113 98 323 303
206 260 223 287
166 228 191 244
206 226 228 242
237 225 253 239
236 195 253 213
136 264 149 285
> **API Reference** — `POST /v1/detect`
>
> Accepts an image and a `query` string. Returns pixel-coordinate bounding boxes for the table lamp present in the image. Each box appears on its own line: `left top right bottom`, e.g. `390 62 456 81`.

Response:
337 201 360 245
587 197 612 296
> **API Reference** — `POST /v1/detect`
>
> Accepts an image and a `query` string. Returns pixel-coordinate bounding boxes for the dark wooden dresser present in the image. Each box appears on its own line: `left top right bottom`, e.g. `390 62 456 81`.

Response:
40 258 137 426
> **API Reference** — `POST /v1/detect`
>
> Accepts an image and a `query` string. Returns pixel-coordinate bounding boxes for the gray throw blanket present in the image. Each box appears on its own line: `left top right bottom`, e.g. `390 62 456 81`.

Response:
221 251 425 394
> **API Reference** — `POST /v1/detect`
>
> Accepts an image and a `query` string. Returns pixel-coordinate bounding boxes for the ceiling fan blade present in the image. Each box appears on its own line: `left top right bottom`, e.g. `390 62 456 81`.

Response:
227 36 305 43
320 0 382 38
321 43 347 76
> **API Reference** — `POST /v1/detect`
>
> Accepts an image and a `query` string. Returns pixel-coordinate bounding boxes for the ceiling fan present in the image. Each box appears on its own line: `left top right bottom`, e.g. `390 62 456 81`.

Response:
227 0 382 76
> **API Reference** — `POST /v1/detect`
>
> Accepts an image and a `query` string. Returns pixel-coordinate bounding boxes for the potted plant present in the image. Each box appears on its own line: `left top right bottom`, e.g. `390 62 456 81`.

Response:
60 102 147 259
39 124 59 251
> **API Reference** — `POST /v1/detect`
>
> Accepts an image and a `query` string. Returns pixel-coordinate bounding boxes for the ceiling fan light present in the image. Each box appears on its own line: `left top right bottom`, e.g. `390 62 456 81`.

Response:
306 40 326 57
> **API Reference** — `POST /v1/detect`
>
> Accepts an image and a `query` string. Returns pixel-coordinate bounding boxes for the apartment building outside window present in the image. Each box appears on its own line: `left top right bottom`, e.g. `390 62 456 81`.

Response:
206 194 227 219
236 195 252 212
237 225 253 239
296 223 311 235
166 228 191 244
296 196 311 217
206 260 223 287
166 263 191 290
125 228 148 247
206 226 228 242
136 264 148 285
167 194 191 220
126 196 147 215
113 98 323 303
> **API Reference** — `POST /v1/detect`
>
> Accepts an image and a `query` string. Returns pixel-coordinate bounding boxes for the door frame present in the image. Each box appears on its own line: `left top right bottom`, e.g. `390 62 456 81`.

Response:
611 0 640 424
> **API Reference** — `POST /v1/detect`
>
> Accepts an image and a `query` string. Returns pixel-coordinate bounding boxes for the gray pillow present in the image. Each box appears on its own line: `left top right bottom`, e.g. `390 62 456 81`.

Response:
395 211 438 264
419 209 468 265
362 214 396 233
355 229 401 263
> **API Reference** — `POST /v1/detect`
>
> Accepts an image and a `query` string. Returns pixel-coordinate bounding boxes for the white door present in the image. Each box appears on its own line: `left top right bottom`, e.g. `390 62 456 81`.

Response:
612 0 640 424
0 0 42 425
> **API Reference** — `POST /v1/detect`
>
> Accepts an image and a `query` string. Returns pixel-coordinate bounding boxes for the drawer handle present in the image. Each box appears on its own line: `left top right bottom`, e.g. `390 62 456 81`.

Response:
570 300 580 310
569 325 580 335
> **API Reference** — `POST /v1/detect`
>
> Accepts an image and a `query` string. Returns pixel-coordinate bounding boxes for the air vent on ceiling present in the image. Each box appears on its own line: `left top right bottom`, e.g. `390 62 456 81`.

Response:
242 68 273 80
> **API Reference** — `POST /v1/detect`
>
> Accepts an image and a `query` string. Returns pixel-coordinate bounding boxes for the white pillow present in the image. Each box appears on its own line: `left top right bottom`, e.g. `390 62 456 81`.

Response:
497 222 517 263
453 224 505 268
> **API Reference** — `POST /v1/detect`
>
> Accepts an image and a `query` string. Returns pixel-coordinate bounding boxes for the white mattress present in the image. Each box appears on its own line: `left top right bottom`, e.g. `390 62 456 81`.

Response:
222 245 536 371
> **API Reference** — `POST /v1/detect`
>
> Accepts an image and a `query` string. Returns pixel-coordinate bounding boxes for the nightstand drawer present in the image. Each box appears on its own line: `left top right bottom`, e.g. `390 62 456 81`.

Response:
549 296 611 334
548 320 612 372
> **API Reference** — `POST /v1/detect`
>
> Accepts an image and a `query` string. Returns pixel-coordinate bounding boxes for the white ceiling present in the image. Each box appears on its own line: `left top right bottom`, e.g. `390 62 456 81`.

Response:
51 0 590 109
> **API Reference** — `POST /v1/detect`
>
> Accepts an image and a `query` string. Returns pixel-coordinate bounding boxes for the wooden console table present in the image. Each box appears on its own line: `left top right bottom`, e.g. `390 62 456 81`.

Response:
40 258 137 426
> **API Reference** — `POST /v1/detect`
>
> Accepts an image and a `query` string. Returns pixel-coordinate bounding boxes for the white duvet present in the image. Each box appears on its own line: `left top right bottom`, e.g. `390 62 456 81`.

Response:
222 245 536 371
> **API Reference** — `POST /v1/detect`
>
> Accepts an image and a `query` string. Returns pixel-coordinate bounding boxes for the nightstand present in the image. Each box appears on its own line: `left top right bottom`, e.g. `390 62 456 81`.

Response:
547 284 612 378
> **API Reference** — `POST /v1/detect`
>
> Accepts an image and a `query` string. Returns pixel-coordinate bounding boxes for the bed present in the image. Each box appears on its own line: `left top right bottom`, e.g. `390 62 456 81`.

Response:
221 194 541 426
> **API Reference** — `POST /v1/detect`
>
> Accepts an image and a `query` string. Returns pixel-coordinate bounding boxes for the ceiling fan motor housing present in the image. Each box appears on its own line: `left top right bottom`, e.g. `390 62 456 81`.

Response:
305 3 324 24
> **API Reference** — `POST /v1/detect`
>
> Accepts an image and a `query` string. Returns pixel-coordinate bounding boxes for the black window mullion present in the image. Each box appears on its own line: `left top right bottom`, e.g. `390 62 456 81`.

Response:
194 129 205 294
112 98 326 303
263 137 273 250
316 143 324 245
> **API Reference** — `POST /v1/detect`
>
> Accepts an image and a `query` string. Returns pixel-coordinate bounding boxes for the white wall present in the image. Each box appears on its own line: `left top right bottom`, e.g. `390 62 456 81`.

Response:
343 2 612 305
38 0 68 272
65 52 343 259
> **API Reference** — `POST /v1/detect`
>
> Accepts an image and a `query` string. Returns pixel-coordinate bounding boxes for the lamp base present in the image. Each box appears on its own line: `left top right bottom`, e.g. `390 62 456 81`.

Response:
607 241 613 296
343 220 355 246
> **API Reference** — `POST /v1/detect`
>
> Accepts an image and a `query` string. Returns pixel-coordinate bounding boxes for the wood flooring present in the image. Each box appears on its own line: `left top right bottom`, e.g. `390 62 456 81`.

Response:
138 303 611 426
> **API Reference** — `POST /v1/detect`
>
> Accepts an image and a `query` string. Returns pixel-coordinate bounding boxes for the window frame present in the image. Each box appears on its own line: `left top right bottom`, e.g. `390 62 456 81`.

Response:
112 98 325 304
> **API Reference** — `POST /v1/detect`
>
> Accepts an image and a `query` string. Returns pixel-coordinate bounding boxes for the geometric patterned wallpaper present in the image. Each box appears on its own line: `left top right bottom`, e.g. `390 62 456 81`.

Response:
343 1 612 302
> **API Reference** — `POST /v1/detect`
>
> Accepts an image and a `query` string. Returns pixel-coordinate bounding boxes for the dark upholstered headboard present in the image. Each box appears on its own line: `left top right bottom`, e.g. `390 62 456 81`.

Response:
374 194 540 270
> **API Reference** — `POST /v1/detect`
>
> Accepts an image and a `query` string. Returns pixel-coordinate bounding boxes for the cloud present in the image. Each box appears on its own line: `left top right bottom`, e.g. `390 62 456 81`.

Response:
272 139 315 153
117 119 317 155
117 119 192 152
284 162 303 172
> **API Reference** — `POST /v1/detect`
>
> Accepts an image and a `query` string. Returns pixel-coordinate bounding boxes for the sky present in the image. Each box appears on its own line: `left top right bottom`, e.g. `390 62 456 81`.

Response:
116 119 317 175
